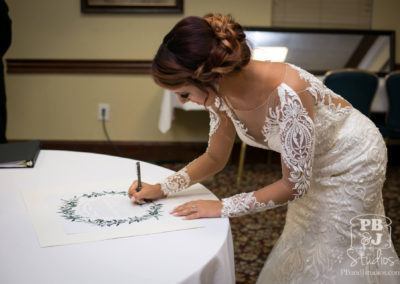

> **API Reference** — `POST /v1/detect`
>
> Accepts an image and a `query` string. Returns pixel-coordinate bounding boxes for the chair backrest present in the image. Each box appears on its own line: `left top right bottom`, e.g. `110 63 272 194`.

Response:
385 71 400 131
323 69 378 116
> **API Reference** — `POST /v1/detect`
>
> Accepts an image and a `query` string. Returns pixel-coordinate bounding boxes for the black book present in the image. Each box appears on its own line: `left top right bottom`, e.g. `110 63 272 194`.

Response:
0 140 41 168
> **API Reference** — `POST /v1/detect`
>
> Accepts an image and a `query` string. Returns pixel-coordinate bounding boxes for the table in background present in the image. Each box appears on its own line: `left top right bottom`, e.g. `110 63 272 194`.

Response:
0 150 235 284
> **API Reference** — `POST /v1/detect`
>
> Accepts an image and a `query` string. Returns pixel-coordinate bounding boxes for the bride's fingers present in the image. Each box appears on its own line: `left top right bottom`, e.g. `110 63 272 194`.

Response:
170 203 187 214
128 180 138 198
172 202 196 212
171 203 197 216
184 212 200 220
171 207 192 216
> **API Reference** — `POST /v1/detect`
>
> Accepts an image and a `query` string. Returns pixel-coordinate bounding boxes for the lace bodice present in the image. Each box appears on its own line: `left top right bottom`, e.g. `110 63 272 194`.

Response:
159 62 353 217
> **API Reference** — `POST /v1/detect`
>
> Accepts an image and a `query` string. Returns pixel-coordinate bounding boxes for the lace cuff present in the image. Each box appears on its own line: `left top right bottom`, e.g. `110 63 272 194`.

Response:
221 192 277 218
159 167 191 195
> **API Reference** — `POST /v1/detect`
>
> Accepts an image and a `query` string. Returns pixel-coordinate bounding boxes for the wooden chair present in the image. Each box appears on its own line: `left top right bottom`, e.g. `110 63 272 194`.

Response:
236 143 272 185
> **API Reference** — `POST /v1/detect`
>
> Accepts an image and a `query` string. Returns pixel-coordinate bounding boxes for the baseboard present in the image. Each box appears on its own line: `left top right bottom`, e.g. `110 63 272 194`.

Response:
8 138 400 166
8 139 399 166
37 140 279 165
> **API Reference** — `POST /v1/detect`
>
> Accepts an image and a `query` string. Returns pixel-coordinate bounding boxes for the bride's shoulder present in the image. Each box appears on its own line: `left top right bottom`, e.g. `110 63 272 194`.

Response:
253 60 285 73
251 61 287 93
254 61 286 82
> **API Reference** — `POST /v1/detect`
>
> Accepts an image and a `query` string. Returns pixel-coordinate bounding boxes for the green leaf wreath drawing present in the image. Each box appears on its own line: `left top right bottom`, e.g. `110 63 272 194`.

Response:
58 191 163 227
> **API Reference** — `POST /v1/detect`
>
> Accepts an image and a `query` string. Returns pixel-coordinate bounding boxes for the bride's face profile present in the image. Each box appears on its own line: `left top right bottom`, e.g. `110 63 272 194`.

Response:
170 84 214 107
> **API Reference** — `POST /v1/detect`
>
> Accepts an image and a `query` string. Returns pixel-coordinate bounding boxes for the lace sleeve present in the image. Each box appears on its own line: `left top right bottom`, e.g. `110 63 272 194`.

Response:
159 99 236 196
277 84 315 200
160 167 190 195
220 84 315 218
221 192 277 217
220 179 292 217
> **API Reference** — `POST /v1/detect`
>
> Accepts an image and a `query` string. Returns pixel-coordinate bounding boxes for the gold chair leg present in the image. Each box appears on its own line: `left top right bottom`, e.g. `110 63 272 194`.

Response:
237 142 247 185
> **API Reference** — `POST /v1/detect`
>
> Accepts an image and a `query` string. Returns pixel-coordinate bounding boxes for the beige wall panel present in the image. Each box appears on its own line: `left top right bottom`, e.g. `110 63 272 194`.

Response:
371 0 400 63
4 0 271 142
4 0 399 142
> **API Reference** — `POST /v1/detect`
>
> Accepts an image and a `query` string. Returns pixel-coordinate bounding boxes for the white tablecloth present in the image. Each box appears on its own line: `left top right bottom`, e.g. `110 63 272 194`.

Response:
0 150 235 284
158 77 388 133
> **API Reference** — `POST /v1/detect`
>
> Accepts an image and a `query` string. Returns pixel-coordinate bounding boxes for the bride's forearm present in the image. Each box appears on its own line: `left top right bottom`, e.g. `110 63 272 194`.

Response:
221 179 295 217
254 179 296 205
159 151 229 195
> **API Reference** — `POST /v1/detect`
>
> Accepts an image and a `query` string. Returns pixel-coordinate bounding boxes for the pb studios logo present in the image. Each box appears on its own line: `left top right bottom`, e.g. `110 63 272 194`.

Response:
347 214 396 267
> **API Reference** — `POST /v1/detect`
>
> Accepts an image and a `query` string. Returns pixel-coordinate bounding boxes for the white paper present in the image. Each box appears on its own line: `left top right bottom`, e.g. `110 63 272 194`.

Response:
21 179 218 247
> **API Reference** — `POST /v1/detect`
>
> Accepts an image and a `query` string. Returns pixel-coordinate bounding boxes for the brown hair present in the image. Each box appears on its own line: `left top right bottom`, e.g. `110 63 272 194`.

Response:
152 14 251 93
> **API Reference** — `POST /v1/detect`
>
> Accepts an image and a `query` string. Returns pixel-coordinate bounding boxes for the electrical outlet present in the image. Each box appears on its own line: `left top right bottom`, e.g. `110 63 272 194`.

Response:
98 104 110 121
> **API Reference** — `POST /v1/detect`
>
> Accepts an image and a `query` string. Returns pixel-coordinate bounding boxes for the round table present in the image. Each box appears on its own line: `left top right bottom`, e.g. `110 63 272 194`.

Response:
0 150 235 284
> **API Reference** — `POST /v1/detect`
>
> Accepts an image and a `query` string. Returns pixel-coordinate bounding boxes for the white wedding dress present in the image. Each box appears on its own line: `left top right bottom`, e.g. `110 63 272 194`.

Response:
159 62 400 283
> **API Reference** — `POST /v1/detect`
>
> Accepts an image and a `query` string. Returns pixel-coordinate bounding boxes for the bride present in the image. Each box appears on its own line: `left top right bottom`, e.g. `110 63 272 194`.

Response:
128 13 400 283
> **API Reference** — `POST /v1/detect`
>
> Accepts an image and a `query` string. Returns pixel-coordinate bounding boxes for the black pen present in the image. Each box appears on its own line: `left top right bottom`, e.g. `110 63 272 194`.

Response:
136 161 142 191
136 162 151 203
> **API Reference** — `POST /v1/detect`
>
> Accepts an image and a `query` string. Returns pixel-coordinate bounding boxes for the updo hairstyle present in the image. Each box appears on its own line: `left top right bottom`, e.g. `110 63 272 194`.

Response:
152 13 251 93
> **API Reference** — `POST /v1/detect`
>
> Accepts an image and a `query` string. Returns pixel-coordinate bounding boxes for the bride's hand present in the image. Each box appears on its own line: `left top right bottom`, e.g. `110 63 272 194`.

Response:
170 200 223 220
128 181 164 203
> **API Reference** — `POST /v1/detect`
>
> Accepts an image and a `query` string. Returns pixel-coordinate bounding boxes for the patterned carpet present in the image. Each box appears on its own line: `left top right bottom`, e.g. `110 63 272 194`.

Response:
163 162 400 284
